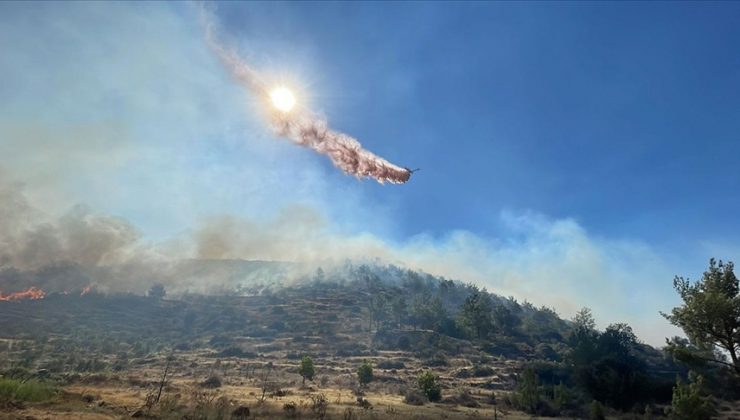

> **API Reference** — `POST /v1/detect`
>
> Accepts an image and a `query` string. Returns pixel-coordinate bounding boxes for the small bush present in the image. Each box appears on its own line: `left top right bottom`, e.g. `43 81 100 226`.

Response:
444 389 479 408
232 405 250 420
357 361 373 386
417 371 442 402
471 365 494 377
404 389 426 405
208 334 233 347
535 343 561 361
423 356 448 367
397 336 411 350
669 373 716 420
216 346 257 359
589 400 605 420
511 367 539 414
200 375 222 389
298 356 315 385
487 391 497 405
356 396 372 410
376 360 405 370
310 393 328 419
283 401 298 417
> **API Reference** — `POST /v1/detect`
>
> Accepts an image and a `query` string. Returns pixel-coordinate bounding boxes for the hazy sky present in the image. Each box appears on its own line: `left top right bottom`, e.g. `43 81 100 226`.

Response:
2 2 739 345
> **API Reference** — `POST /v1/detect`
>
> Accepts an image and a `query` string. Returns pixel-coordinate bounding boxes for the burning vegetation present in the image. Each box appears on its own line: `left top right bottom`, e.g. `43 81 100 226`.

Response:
0 286 46 302
0 285 98 302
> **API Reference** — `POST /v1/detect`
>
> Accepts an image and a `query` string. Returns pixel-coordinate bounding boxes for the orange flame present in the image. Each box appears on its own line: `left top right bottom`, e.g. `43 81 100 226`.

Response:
0 287 46 302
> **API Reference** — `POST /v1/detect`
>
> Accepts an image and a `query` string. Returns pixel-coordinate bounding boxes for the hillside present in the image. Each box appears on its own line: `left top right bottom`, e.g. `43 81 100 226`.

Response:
0 260 699 419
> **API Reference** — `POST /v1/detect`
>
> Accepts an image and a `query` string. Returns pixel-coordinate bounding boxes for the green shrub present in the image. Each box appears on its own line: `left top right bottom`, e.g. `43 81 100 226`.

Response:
357 360 373 386
589 400 605 420
512 367 539 413
417 370 442 402
551 381 576 412
471 365 494 377
298 356 315 385
0 378 56 402
669 373 716 420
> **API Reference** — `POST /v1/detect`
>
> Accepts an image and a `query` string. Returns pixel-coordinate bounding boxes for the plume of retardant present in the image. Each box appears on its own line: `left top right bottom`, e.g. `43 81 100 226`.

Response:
203 15 412 185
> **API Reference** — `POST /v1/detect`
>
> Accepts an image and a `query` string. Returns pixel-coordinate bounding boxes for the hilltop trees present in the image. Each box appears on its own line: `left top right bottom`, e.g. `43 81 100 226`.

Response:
492 304 520 336
459 290 493 338
569 307 599 368
573 307 596 331
662 259 740 374
391 295 407 329
367 293 389 332
147 284 166 300
410 293 446 331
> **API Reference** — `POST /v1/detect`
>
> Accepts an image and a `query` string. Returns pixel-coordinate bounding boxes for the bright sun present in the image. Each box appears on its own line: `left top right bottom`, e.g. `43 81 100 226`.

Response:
270 86 296 112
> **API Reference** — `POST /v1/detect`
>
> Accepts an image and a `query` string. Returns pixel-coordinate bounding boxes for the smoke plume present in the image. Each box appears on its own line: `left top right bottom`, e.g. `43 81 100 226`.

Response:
203 14 413 185
0 176 136 271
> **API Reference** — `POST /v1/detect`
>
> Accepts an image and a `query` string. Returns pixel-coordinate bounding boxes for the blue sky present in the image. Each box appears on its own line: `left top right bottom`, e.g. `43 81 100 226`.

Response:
215 2 740 244
1 2 739 344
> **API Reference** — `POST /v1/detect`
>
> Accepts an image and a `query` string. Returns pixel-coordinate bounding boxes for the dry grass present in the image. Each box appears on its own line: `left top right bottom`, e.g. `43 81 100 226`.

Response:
2 370 538 419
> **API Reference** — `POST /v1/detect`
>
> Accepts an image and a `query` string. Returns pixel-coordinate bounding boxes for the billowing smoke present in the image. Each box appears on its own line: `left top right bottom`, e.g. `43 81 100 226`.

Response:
0 175 310 295
0 176 139 271
0 176 119 292
203 14 413 185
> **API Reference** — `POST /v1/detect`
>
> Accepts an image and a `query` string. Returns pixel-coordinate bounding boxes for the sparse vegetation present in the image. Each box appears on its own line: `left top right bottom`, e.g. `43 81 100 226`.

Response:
309 393 329 419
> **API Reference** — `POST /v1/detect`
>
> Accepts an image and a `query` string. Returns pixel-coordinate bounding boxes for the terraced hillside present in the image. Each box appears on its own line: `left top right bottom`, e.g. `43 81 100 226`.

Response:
0 282 528 418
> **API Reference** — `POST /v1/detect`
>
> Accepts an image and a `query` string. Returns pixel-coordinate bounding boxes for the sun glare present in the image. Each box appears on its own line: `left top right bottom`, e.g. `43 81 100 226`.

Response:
270 86 296 112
